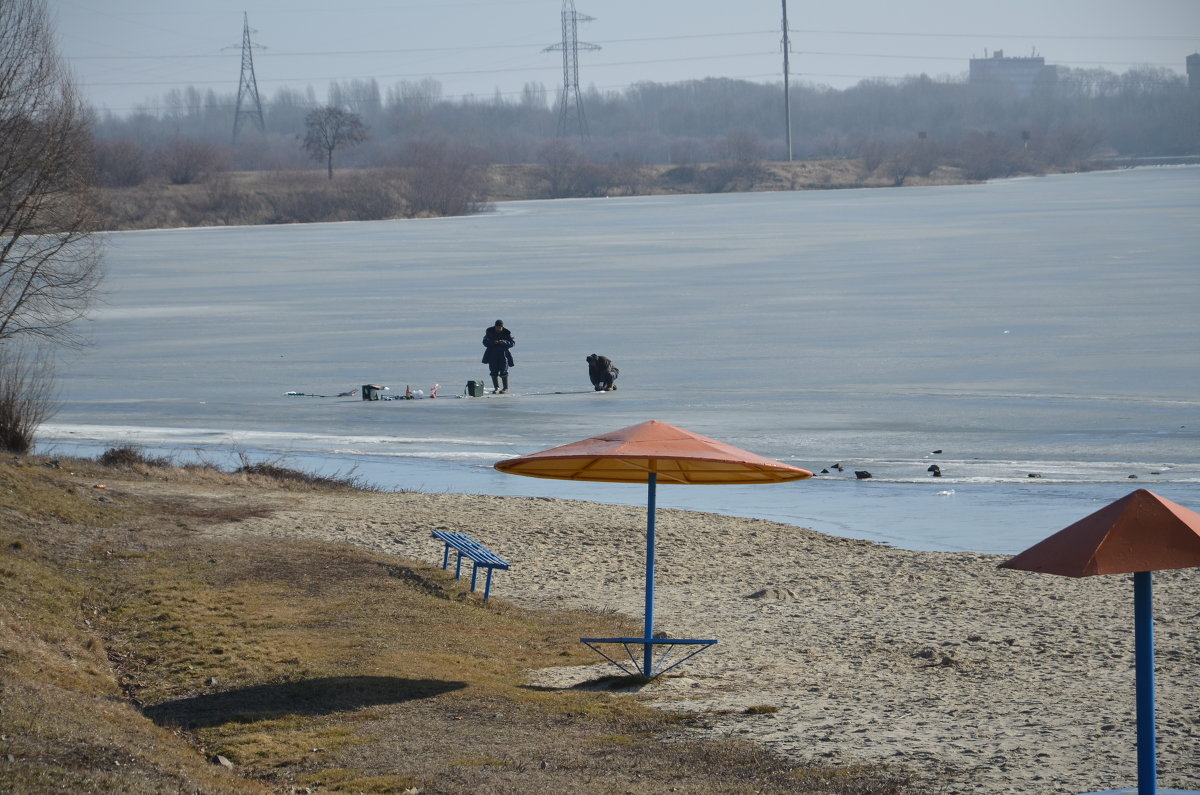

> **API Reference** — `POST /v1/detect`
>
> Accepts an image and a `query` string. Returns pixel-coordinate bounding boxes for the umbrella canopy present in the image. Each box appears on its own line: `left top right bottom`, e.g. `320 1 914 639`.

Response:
998 489 1200 577
496 420 811 676
999 489 1200 795
494 419 814 485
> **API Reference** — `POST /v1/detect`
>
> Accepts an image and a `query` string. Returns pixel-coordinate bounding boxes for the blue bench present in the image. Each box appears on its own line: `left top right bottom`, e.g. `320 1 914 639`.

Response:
579 636 717 677
431 530 510 601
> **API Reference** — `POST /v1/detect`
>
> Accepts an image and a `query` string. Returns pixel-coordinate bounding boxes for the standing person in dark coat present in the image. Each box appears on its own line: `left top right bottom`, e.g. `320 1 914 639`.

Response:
481 319 515 393
586 353 619 391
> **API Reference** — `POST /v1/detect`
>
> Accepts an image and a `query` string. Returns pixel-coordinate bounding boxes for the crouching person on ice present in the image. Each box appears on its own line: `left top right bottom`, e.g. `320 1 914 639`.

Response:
586 354 619 391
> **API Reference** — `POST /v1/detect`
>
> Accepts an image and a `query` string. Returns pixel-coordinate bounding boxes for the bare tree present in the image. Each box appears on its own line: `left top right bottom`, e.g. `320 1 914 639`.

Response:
1 0 104 347
301 106 367 179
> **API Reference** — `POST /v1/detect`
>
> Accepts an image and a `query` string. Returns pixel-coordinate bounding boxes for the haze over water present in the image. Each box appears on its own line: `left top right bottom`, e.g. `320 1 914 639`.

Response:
41 167 1200 553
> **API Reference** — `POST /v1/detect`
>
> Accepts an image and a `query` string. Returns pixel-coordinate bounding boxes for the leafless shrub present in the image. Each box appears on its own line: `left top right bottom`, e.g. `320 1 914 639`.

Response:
668 137 703 166
567 162 614 197
97 445 171 469
201 172 263 225
91 139 147 187
234 452 378 491
714 128 765 165
663 165 699 185
1039 123 1104 169
0 345 57 454
401 140 491 216
337 172 402 220
859 138 888 174
536 139 586 198
610 153 645 195
957 130 1030 180
698 161 766 193
261 172 398 223
159 137 226 185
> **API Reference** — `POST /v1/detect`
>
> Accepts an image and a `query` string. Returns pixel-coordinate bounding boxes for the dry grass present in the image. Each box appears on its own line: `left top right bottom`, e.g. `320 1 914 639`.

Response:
97 159 974 231
1 453 919 793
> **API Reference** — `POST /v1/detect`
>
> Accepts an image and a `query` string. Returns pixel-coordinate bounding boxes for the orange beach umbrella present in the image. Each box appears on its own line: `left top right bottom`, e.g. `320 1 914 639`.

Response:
495 420 812 675
494 419 813 485
999 489 1200 795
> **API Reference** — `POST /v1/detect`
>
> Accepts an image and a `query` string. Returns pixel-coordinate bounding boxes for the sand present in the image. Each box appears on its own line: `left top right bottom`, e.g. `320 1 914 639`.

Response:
210 489 1198 794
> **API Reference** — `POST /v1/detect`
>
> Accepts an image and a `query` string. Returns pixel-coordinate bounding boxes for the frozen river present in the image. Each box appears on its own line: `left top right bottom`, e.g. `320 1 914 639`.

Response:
40 166 1200 553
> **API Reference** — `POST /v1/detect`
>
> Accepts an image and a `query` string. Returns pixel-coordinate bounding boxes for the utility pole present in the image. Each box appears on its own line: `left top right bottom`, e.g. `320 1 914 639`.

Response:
230 12 265 141
544 1 599 142
781 0 793 161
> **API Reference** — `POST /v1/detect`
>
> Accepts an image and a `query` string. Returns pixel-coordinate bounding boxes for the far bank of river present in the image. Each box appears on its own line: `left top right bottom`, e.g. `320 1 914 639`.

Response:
97 157 1048 231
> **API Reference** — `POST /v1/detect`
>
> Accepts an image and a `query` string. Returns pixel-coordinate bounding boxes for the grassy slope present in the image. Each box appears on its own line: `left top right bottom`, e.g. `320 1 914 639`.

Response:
0 455 914 793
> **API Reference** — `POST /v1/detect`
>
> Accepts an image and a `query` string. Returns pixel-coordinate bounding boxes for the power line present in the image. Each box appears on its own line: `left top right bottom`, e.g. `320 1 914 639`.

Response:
790 28 1199 41
76 48 1180 93
64 30 778 62
64 27 1193 64
796 51 1180 67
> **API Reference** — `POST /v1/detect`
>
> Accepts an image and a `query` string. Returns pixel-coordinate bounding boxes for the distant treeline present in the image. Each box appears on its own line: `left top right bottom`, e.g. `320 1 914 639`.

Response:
88 67 1199 195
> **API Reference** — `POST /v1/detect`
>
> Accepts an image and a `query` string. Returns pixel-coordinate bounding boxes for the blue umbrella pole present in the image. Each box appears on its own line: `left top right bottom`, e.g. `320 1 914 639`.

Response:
1134 570 1156 795
644 473 657 677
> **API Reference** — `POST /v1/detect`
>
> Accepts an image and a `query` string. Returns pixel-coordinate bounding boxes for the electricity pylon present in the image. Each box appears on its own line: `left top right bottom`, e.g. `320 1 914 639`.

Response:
230 12 265 141
544 1 599 141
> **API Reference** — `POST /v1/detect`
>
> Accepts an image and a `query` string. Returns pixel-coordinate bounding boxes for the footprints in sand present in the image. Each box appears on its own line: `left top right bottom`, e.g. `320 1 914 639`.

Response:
747 587 803 601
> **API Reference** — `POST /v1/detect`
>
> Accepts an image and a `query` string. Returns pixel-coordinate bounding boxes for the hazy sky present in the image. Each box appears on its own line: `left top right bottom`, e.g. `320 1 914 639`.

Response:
47 0 1200 113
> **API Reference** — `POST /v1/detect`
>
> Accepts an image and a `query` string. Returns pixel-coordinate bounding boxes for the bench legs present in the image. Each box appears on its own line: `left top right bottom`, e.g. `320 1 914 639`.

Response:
438 541 499 601
436 538 501 600
470 563 500 600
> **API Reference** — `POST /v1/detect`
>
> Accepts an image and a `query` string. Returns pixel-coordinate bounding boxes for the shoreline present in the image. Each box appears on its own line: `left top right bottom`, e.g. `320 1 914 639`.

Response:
37 434 1200 556
172 485 1199 794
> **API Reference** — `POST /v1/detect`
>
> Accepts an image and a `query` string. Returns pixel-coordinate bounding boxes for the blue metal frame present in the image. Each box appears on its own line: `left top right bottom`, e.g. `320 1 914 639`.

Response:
579 472 720 678
431 530 510 601
579 637 718 677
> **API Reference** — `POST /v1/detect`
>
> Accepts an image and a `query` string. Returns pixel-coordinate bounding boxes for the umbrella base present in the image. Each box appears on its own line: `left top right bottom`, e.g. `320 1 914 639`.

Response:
1082 789 1199 794
580 637 717 677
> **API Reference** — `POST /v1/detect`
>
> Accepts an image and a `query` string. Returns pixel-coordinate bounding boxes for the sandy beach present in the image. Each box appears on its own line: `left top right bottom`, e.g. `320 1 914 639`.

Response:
205 489 1198 794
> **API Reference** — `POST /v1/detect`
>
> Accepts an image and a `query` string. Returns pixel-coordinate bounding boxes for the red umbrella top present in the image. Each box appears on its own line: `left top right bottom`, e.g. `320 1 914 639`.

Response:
494 419 813 485
999 489 1200 577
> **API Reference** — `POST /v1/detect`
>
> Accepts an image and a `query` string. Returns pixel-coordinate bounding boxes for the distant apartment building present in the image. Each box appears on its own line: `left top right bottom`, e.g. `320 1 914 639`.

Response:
969 50 1057 96
1188 53 1200 90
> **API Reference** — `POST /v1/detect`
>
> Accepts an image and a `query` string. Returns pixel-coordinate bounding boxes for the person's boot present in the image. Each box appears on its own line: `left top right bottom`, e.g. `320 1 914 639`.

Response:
500 376 509 394
491 375 500 393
